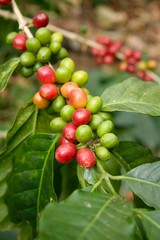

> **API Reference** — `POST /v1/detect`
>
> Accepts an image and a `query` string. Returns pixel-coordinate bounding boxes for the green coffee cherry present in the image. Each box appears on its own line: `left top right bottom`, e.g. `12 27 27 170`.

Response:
55 67 72 83
6 32 17 45
76 125 93 143
60 57 75 73
50 117 67 133
20 66 34 77
98 112 112 121
89 114 103 130
51 32 64 43
86 96 103 113
51 95 66 113
95 146 110 161
60 105 75 122
55 47 68 60
49 41 61 54
20 52 36 67
26 38 41 54
33 61 44 72
37 47 52 63
35 27 51 45
100 133 119 149
97 120 114 137
71 70 88 87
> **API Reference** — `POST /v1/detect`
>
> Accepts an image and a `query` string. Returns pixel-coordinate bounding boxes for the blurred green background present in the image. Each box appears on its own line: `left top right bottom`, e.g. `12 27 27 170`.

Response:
0 0 160 238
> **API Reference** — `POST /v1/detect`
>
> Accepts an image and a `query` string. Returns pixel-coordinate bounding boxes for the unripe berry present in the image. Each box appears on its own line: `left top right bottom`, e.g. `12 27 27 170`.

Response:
55 67 72 84
89 114 103 130
51 32 64 43
55 142 77 164
39 83 58 100
71 70 88 87
76 148 96 168
20 52 36 67
37 66 56 84
60 105 76 122
76 125 92 143
51 95 66 113
32 12 49 28
60 57 75 73
13 33 27 51
50 117 67 133
35 27 51 45
86 96 103 113
72 108 91 126
100 133 119 149
6 32 17 45
26 38 41 54
37 47 52 63
97 120 114 137
62 122 77 142
95 146 110 161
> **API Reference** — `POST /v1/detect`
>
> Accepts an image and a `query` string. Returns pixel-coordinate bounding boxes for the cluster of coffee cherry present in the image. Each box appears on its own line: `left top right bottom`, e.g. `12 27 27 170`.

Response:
91 36 157 82
5 9 119 169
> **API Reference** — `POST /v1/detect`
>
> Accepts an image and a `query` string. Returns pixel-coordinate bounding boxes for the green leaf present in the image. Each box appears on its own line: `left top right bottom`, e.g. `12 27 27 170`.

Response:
123 162 160 209
38 190 135 240
113 141 157 171
0 57 20 91
5 133 59 226
136 209 160 240
101 78 160 116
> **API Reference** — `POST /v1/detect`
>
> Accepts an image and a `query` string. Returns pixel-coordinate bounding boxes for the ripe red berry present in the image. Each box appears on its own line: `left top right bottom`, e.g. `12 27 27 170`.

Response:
76 148 96 168
59 136 69 145
127 65 136 73
37 66 56 84
124 49 133 59
133 50 142 61
61 82 78 98
0 0 11 5
32 12 49 28
72 108 91 126
97 36 111 46
103 54 114 64
69 88 87 109
62 122 77 142
13 33 27 51
55 142 77 164
39 83 58 100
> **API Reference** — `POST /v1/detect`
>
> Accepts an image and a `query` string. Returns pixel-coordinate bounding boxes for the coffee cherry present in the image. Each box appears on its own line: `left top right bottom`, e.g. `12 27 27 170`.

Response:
50 117 67 133
55 47 68 60
32 12 49 28
26 38 41 54
146 59 157 70
60 58 75 73
59 136 69 145
95 146 110 161
0 0 11 5
33 92 50 109
20 66 34 78
62 122 77 142
20 52 36 67
51 32 64 43
55 142 77 164
37 66 56 84
97 120 114 137
13 33 27 51
71 70 88 87
61 82 78 98
49 41 61 55
60 105 75 122
76 148 96 168
97 36 111 46
76 125 92 143
89 114 103 130
39 83 58 100
33 61 44 72
6 32 17 45
35 27 51 45
51 95 66 113
37 47 52 63
98 112 112 121
55 67 72 84
86 96 103 113
100 133 119 149
72 108 91 126
103 54 114 64
69 88 87 109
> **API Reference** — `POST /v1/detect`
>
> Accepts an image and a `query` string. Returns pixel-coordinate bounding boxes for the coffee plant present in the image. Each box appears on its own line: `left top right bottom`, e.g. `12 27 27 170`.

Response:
0 1 160 239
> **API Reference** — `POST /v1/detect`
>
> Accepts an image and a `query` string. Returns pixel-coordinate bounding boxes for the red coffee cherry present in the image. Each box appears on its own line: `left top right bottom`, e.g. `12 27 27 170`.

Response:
59 136 69 145
61 82 78 98
55 142 77 164
39 83 58 100
32 12 49 28
13 33 27 51
0 0 11 5
37 66 56 84
72 108 91 126
62 122 77 142
33 92 50 109
76 148 96 168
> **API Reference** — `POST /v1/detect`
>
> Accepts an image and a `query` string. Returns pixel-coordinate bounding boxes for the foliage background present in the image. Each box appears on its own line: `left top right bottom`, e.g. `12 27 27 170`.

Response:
0 0 160 238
